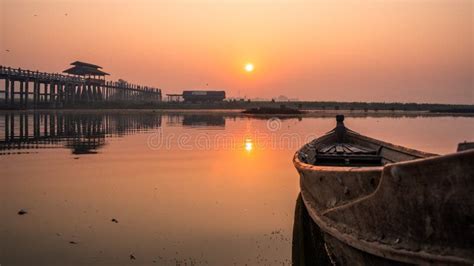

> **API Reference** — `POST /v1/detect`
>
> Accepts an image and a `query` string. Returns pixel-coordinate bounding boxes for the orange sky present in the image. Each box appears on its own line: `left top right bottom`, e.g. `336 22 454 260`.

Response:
1 0 472 103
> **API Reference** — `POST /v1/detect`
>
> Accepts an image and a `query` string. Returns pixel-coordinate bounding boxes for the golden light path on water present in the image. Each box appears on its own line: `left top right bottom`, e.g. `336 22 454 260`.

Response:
1 112 473 265
245 138 254 152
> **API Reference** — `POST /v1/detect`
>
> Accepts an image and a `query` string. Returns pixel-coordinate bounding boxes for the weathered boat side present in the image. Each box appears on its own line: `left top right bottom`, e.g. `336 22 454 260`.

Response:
297 164 382 212
320 149 474 264
292 194 333 266
293 115 474 265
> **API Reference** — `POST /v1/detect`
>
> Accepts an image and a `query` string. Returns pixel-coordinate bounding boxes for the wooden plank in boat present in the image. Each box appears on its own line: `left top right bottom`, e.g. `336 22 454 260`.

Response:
342 144 354 153
319 143 378 156
349 146 366 153
316 154 381 159
347 145 377 154
319 145 333 153
342 144 355 152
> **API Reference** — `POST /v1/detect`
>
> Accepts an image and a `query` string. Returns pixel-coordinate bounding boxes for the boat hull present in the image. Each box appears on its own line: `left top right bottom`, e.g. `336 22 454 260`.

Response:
294 135 474 265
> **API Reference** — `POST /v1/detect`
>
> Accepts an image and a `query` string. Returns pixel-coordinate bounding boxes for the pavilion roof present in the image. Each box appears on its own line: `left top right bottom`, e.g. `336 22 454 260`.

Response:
63 61 109 76
70 61 103 69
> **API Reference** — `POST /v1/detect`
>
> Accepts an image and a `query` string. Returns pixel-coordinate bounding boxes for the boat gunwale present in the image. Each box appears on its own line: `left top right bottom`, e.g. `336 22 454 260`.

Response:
294 157 383 173
346 130 438 159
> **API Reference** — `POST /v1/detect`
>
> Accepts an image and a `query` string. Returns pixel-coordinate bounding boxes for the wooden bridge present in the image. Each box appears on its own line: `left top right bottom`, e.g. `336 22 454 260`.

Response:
0 64 162 109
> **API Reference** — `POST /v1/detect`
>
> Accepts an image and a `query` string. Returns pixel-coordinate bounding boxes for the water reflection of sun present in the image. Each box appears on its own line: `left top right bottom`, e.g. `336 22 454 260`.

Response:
245 138 253 152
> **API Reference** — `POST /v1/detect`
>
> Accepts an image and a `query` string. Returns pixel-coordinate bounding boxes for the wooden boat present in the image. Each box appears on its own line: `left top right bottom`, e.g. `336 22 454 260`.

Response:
293 115 474 265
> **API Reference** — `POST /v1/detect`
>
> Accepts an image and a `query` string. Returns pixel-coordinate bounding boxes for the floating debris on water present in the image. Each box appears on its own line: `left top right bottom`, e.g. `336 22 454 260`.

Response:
111 218 118 223
18 209 27 215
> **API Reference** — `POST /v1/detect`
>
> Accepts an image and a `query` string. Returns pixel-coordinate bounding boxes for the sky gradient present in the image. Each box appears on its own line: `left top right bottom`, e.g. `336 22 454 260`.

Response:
1 0 472 103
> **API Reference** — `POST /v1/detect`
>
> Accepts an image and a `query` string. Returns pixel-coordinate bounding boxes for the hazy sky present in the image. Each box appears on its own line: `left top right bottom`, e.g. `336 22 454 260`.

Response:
1 0 472 103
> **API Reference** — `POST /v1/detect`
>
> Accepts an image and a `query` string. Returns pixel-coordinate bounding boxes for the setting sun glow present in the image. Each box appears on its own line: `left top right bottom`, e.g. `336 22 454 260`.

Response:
244 63 254 73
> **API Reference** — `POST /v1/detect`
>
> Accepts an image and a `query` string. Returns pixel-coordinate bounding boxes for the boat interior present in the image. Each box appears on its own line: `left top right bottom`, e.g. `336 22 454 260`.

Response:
300 115 436 167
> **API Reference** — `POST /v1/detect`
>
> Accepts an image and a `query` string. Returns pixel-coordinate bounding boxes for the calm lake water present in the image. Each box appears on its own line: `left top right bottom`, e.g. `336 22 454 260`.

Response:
1 111 473 265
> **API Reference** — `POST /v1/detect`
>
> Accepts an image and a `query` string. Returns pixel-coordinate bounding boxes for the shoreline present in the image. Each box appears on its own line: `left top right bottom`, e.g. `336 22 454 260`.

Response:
1 108 473 118
2 100 472 113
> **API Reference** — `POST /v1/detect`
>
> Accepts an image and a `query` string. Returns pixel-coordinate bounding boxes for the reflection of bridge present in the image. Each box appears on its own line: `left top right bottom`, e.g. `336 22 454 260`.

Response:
0 65 162 108
166 114 226 128
1 112 162 154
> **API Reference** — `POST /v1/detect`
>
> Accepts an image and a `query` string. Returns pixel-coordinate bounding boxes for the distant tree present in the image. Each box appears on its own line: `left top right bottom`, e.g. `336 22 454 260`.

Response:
276 95 289 102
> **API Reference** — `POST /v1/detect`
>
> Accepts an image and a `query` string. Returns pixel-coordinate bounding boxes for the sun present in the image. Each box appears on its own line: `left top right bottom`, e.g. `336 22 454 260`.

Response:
244 63 254 72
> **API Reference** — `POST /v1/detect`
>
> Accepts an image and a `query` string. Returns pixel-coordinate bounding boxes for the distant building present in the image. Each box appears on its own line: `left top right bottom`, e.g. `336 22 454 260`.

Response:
182 90 226 103
166 93 183 102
